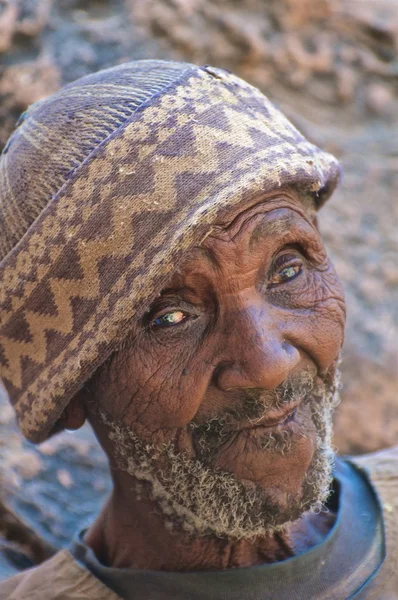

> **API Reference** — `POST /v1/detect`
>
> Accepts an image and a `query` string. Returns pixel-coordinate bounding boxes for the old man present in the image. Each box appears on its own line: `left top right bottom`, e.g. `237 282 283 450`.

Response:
0 60 396 599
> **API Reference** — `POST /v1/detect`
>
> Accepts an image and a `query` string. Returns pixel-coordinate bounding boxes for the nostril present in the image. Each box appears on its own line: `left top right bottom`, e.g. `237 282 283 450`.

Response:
214 338 301 392
282 342 299 357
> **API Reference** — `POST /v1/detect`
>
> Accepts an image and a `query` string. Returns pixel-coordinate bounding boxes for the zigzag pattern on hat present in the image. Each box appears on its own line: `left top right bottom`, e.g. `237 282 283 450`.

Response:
0 65 339 442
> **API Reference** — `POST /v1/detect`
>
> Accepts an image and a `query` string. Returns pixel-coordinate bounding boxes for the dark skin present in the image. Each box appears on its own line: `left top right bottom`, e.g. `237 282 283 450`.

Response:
63 187 346 571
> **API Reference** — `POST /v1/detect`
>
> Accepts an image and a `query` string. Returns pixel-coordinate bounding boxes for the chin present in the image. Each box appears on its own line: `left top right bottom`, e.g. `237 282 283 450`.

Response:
212 405 319 496
103 397 336 540
185 404 335 538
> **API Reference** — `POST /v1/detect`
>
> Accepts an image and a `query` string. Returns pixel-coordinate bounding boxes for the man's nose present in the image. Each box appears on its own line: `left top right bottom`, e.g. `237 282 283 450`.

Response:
214 303 301 391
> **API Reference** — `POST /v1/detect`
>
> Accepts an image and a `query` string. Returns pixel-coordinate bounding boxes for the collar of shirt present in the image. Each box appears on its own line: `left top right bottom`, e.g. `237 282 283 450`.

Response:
71 458 384 600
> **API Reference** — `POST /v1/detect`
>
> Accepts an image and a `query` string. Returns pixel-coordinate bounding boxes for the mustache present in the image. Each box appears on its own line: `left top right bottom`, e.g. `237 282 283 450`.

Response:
190 369 322 457
228 369 315 423
192 368 316 432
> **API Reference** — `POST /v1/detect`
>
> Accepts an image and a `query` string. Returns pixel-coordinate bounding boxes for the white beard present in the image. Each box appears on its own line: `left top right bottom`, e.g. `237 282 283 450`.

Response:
101 367 341 540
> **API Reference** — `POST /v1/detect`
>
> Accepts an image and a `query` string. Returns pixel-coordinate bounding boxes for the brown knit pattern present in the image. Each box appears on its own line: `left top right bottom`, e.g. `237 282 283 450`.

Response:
0 61 340 442
349 446 398 599
0 60 190 261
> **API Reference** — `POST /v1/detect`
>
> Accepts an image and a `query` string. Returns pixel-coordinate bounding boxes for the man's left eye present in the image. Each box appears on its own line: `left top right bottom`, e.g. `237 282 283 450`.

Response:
269 263 302 285
152 311 187 328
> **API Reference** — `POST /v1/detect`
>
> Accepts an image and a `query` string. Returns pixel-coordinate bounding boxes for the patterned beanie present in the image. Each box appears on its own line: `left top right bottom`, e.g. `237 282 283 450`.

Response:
0 60 340 443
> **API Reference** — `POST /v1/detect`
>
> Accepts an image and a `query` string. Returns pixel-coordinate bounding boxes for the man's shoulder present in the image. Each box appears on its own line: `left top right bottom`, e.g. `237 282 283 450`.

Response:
347 445 398 479
346 445 398 518
0 549 120 600
345 446 398 600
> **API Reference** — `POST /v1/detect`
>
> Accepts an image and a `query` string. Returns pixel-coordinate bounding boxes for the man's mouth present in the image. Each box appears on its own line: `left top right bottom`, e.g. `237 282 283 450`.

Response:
190 370 318 455
235 400 302 432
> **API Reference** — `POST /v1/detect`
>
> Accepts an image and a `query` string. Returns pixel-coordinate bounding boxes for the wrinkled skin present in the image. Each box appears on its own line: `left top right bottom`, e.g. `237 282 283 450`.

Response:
64 187 346 570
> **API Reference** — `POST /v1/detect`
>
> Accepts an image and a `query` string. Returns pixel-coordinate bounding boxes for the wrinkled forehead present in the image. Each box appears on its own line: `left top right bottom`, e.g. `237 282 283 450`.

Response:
196 187 318 254
169 189 321 282
206 187 317 231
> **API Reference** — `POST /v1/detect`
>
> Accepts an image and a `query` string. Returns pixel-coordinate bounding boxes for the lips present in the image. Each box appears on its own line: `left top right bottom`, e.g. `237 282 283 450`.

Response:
237 401 301 431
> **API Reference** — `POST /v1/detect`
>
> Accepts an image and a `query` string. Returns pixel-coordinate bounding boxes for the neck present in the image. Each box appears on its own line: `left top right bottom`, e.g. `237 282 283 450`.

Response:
84 474 336 571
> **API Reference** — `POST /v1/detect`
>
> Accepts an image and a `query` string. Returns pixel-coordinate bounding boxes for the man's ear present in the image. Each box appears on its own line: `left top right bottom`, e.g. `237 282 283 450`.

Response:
59 391 87 431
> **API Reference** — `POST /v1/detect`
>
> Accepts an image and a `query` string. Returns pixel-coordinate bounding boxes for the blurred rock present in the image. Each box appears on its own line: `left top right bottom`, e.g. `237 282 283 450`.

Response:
0 0 158 148
130 0 398 119
0 382 111 564
334 346 398 455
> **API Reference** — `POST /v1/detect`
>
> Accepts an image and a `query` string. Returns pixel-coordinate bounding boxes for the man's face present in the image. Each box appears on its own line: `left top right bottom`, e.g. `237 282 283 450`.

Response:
89 189 346 539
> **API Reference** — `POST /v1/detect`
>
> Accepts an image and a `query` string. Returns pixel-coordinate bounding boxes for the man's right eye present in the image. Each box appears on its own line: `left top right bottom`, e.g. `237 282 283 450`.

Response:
151 310 188 328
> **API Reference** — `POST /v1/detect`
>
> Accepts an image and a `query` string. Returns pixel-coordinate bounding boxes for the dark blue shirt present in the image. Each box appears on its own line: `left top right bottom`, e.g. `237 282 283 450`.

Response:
70 458 384 599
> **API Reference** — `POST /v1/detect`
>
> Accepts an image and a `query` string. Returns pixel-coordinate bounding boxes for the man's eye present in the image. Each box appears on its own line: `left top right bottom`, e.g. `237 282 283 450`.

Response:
269 263 302 285
151 310 187 328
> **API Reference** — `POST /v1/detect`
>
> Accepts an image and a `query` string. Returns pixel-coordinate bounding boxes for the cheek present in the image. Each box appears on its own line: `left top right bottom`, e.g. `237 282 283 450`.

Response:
98 342 214 432
284 267 346 371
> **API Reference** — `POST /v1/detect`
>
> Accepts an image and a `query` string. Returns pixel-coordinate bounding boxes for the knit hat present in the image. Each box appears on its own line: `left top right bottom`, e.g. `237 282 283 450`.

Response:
0 60 340 443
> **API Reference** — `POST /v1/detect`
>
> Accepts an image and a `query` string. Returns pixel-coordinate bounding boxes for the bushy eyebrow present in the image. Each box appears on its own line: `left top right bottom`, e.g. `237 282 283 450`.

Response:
183 246 219 271
249 213 296 250
194 246 219 268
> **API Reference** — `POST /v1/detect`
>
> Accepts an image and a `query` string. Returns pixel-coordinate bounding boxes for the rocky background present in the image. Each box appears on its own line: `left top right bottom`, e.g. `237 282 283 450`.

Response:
0 0 397 571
